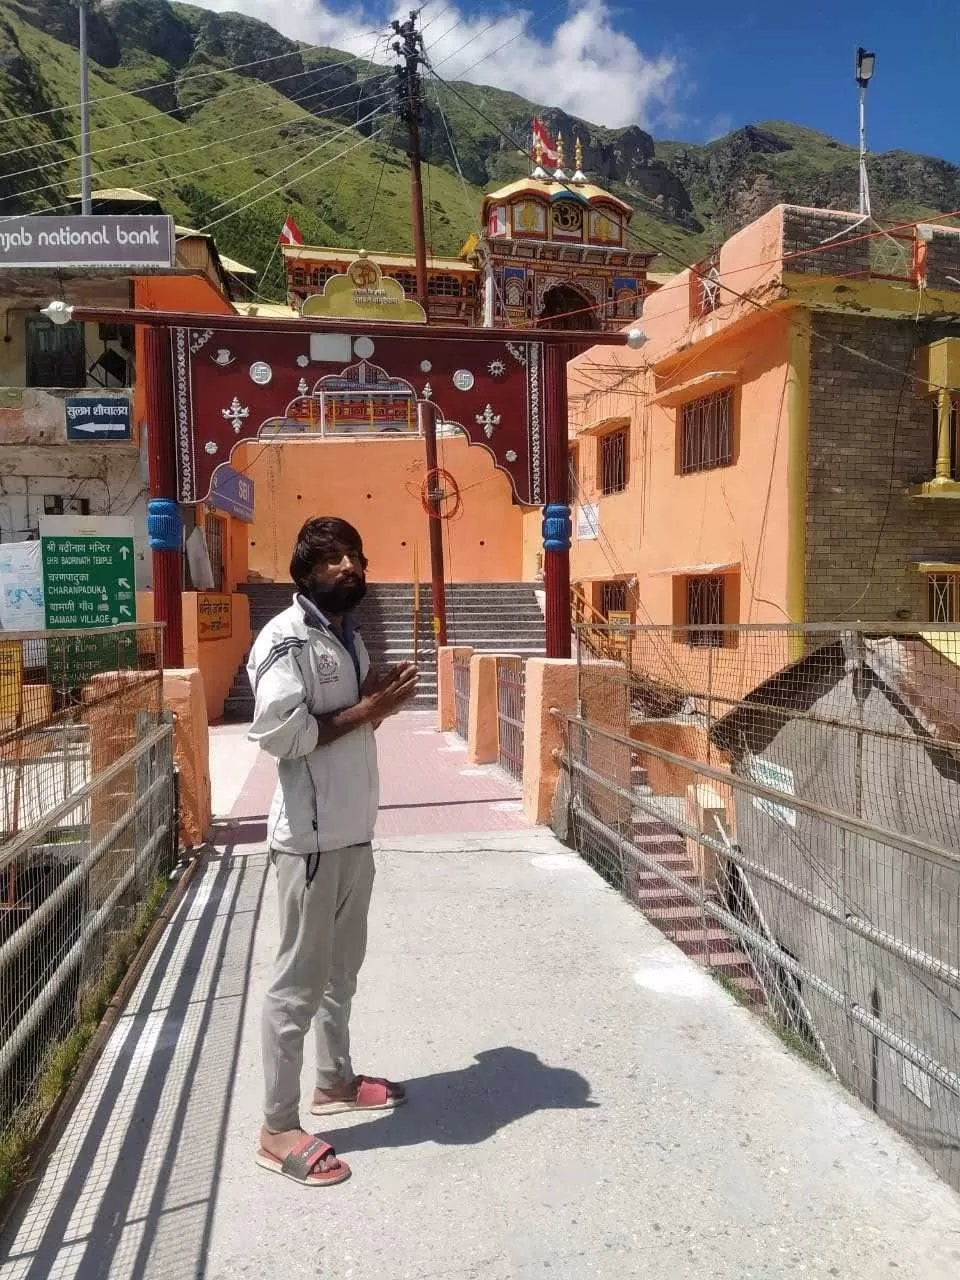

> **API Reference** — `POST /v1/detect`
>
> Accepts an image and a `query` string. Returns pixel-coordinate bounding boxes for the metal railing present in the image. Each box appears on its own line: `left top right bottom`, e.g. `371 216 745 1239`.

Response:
452 650 470 739
495 657 525 782
562 621 960 1194
0 625 176 1191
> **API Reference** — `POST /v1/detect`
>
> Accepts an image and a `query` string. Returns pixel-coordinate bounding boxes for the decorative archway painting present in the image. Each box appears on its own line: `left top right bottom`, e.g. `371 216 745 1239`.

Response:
171 326 546 507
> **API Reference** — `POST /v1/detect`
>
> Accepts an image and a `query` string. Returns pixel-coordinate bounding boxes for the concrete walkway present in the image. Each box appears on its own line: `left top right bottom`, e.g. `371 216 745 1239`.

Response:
3 715 960 1278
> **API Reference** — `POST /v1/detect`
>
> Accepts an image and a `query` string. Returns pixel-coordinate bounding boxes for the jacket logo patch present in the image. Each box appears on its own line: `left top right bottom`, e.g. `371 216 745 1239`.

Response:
316 651 340 682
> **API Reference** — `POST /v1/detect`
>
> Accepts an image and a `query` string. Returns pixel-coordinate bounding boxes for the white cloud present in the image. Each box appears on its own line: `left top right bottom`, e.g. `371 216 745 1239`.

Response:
186 0 680 129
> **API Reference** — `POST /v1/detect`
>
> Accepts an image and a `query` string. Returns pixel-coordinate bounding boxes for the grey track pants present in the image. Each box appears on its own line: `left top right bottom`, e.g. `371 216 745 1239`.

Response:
262 842 376 1132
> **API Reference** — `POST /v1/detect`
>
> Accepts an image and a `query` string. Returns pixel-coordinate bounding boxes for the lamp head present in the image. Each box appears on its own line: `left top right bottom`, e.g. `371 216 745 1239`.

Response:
626 328 648 350
856 47 875 87
40 300 74 326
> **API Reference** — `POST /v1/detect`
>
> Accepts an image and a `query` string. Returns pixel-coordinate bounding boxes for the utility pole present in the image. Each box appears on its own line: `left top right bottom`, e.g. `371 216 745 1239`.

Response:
393 13 430 319
393 11 448 648
78 0 92 213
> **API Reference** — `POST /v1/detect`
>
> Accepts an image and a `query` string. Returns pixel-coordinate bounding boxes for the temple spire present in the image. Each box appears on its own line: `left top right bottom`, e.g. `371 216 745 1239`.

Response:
571 136 587 184
553 134 567 181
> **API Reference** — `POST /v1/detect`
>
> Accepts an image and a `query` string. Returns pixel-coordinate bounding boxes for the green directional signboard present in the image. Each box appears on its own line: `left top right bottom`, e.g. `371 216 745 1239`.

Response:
40 515 138 686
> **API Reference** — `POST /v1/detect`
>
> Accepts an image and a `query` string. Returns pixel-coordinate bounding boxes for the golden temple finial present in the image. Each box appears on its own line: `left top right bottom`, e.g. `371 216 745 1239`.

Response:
556 134 565 168
575 137 583 170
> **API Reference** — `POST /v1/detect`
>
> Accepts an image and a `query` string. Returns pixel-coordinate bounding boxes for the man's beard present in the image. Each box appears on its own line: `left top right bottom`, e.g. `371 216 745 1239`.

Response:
309 576 367 615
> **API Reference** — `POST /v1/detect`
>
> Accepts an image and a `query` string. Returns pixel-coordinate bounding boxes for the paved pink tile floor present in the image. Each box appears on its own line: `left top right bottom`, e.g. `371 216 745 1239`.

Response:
219 711 527 836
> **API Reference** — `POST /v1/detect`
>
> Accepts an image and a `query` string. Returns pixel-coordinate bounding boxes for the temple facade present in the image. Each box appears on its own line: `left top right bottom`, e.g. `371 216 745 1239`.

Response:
282 139 654 331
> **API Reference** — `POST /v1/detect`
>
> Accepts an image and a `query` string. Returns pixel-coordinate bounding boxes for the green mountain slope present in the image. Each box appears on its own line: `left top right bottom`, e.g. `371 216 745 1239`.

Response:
1 0 958 294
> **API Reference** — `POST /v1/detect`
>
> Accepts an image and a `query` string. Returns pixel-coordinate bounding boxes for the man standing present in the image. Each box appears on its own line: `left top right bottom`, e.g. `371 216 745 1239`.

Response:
248 517 418 1187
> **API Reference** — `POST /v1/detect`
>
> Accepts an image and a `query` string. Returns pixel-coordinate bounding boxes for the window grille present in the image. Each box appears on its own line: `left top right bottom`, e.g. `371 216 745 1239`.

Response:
26 317 85 388
391 271 417 294
204 511 225 593
599 427 629 495
680 389 733 474
600 580 627 616
428 274 462 297
694 258 721 316
311 267 336 289
686 574 724 647
928 574 960 624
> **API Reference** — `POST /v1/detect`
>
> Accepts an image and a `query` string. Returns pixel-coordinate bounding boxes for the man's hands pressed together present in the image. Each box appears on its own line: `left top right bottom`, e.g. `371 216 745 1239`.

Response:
360 662 419 725
313 662 419 747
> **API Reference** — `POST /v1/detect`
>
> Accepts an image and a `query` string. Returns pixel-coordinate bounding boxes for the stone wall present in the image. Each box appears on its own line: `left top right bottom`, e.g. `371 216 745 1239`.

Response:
805 311 959 622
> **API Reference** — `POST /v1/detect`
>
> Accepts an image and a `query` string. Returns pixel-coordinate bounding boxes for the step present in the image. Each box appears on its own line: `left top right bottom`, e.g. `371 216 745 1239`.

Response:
670 925 740 955
703 950 755 979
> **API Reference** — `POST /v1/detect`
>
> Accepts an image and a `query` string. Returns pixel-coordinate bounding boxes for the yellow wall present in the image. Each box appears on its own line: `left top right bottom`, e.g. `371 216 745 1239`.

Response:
236 435 526 583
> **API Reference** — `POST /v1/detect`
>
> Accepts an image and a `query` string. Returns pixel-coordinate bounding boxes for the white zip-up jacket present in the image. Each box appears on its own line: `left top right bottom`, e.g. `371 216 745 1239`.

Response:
247 593 378 856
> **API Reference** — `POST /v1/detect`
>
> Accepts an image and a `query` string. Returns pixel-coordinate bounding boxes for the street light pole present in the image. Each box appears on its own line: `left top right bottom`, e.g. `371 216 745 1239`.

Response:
78 0 92 214
855 46 876 219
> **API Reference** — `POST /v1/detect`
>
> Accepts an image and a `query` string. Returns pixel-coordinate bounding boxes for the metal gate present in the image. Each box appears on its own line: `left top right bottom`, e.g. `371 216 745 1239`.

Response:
496 657 525 781
452 651 470 738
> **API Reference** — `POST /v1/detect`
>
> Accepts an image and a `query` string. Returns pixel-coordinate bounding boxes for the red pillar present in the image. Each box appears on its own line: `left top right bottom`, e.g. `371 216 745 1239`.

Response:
143 325 184 668
543 342 572 660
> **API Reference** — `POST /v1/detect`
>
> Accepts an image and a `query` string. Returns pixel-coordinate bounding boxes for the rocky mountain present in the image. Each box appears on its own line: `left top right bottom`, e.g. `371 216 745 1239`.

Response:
1 0 958 290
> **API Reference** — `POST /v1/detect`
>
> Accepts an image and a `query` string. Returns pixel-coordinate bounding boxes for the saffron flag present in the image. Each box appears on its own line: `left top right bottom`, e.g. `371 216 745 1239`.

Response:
280 216 304 246
532 118 558 167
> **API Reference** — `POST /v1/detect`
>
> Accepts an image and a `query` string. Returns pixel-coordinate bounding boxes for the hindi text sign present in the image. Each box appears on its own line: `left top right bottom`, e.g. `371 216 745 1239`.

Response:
40 515 138 682
65 394 132 442
197 593 232 641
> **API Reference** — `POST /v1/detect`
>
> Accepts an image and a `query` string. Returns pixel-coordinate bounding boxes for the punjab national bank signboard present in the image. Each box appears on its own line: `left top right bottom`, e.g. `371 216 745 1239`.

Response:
0 215 175 269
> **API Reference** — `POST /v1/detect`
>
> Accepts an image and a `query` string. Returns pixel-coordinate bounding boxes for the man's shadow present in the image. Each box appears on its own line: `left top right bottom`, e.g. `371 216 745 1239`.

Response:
329 1047 597 1154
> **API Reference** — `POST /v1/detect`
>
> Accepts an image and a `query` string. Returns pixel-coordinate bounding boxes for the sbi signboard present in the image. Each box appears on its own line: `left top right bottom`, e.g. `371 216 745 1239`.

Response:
209 466 255 523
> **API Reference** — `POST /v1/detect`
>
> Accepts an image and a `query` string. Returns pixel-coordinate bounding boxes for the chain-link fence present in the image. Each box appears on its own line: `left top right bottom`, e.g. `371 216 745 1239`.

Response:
0 625 176 1196
562 622 960 1194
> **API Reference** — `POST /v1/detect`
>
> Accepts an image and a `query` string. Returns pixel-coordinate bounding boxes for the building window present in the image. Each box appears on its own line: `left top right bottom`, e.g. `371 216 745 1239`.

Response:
391 271 417 295
26 316 85 388
599 427 629 495
204 511 225 592
311 267 335 290
680 388 733 474
686 574 725 647
292 269 305 287
600 580 627 616
928 574 960 623
428 274 462 298
43 495 90 516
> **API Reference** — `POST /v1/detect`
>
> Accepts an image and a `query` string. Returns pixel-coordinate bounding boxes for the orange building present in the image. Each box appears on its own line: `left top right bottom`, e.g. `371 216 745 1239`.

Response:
567 203 960 691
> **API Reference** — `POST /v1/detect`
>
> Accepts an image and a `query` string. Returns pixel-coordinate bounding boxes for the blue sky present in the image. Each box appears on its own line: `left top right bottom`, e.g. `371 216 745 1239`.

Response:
618 0 960 159
195 0 960 162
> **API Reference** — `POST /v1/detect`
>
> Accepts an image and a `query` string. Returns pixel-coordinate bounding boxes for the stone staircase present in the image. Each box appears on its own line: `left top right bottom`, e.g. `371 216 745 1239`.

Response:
622 754 763 1006
223 581 546 720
